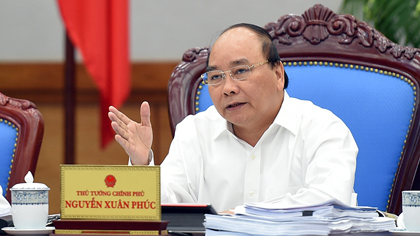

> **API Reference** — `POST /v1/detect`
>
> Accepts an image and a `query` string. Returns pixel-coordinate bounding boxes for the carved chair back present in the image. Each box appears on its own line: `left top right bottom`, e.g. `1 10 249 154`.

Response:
0 92 44 202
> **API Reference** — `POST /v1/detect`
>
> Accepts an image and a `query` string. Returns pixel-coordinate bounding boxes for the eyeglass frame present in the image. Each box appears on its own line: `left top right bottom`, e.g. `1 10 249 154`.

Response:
201 60 269 86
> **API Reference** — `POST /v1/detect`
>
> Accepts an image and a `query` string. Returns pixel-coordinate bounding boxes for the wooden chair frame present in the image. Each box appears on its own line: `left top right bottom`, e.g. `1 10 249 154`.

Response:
0 92 44 202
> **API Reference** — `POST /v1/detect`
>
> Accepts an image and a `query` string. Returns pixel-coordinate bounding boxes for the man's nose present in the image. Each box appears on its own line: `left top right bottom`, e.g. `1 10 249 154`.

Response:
222 71 239 95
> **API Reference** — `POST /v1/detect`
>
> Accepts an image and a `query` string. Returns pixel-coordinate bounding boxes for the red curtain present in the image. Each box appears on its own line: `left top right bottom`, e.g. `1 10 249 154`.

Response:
58 0 131 148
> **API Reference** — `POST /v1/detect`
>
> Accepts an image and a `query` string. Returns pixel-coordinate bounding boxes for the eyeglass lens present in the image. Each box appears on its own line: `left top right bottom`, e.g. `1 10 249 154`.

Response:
205 65 251 85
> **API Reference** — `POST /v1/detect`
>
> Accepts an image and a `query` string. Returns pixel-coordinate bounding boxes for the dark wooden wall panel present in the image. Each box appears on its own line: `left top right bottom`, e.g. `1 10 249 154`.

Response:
0 62 178 214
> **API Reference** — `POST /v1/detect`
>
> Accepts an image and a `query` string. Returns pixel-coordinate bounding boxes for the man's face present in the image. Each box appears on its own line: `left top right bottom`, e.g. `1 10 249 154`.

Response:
208 27 285 132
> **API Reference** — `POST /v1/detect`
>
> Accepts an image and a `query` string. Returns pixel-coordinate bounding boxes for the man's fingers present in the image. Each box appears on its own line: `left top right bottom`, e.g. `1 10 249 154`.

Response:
109 106 132 126
108 111 121 125
111 121 129 140
140 101 152 127
109 112 128 133
114 134 128 150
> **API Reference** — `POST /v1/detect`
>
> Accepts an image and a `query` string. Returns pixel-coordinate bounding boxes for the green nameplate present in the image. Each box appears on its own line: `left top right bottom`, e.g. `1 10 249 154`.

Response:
60 165 160 220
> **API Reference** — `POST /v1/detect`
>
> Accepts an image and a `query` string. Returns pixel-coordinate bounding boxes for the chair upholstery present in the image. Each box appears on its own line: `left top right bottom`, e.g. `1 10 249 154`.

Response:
167 4 420 215
0 92 44 202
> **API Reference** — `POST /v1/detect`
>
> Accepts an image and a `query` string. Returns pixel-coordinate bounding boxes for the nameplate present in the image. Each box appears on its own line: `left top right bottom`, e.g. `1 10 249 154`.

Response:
60 165 160 220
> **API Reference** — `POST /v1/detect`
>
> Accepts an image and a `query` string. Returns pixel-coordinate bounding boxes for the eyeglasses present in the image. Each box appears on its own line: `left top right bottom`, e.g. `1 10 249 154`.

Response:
201 60 269 86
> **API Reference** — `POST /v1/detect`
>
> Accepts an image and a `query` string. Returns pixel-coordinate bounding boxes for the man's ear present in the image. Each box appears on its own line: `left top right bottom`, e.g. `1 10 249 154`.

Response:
275 62 285 89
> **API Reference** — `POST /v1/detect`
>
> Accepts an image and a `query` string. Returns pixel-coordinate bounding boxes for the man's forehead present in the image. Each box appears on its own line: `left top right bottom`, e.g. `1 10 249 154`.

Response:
207 58 250 71
208 27 262 68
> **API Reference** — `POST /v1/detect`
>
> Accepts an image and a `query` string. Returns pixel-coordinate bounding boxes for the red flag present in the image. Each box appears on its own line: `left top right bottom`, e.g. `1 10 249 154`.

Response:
58 0 131 148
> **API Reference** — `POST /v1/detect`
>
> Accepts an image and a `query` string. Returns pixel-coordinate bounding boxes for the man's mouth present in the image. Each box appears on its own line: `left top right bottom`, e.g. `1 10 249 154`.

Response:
226 102 245 108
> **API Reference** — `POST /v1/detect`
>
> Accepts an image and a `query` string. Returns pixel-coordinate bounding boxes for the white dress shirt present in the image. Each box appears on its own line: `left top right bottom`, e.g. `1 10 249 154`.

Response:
159 92 358 212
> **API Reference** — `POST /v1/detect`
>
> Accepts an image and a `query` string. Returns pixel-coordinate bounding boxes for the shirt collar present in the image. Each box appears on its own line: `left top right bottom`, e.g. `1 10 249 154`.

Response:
273 91 299 136
214 116 234 141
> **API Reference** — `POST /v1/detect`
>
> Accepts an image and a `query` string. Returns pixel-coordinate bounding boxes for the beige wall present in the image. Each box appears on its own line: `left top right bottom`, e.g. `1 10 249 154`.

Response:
0 0 343 62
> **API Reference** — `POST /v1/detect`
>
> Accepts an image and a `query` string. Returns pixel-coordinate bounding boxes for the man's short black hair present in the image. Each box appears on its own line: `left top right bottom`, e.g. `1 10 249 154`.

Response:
211 23 289 89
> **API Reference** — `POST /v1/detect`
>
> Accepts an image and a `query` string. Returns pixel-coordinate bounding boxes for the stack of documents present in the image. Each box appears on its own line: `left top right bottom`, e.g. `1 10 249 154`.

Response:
204 199 396 236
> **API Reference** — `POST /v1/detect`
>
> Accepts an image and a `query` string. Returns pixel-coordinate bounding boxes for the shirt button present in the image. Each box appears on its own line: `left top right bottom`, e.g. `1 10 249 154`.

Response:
251 155 256 160
249 191 254 196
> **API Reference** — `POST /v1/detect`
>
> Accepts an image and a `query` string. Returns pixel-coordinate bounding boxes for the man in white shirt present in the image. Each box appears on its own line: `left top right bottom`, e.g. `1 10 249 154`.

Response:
108 23 358 212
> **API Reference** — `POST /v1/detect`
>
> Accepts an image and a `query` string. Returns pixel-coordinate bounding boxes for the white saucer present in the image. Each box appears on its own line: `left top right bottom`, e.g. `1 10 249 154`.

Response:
1 227 55 235
390 229 420 236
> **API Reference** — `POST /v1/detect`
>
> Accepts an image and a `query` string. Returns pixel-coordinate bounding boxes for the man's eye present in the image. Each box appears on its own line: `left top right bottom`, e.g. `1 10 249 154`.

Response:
210 74 222 81
234 68 248 75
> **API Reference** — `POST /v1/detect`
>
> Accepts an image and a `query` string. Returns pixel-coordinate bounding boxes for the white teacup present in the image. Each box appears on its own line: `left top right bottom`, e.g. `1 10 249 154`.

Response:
402 190 420 231
10 172 50 229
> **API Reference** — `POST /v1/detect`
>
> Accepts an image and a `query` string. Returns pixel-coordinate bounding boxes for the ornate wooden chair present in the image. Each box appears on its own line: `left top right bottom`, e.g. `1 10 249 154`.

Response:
0 92 44 202
167 4 420 215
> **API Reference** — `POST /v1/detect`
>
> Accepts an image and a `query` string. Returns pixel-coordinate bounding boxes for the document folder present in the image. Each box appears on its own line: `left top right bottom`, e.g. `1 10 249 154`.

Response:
161 203 217 234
